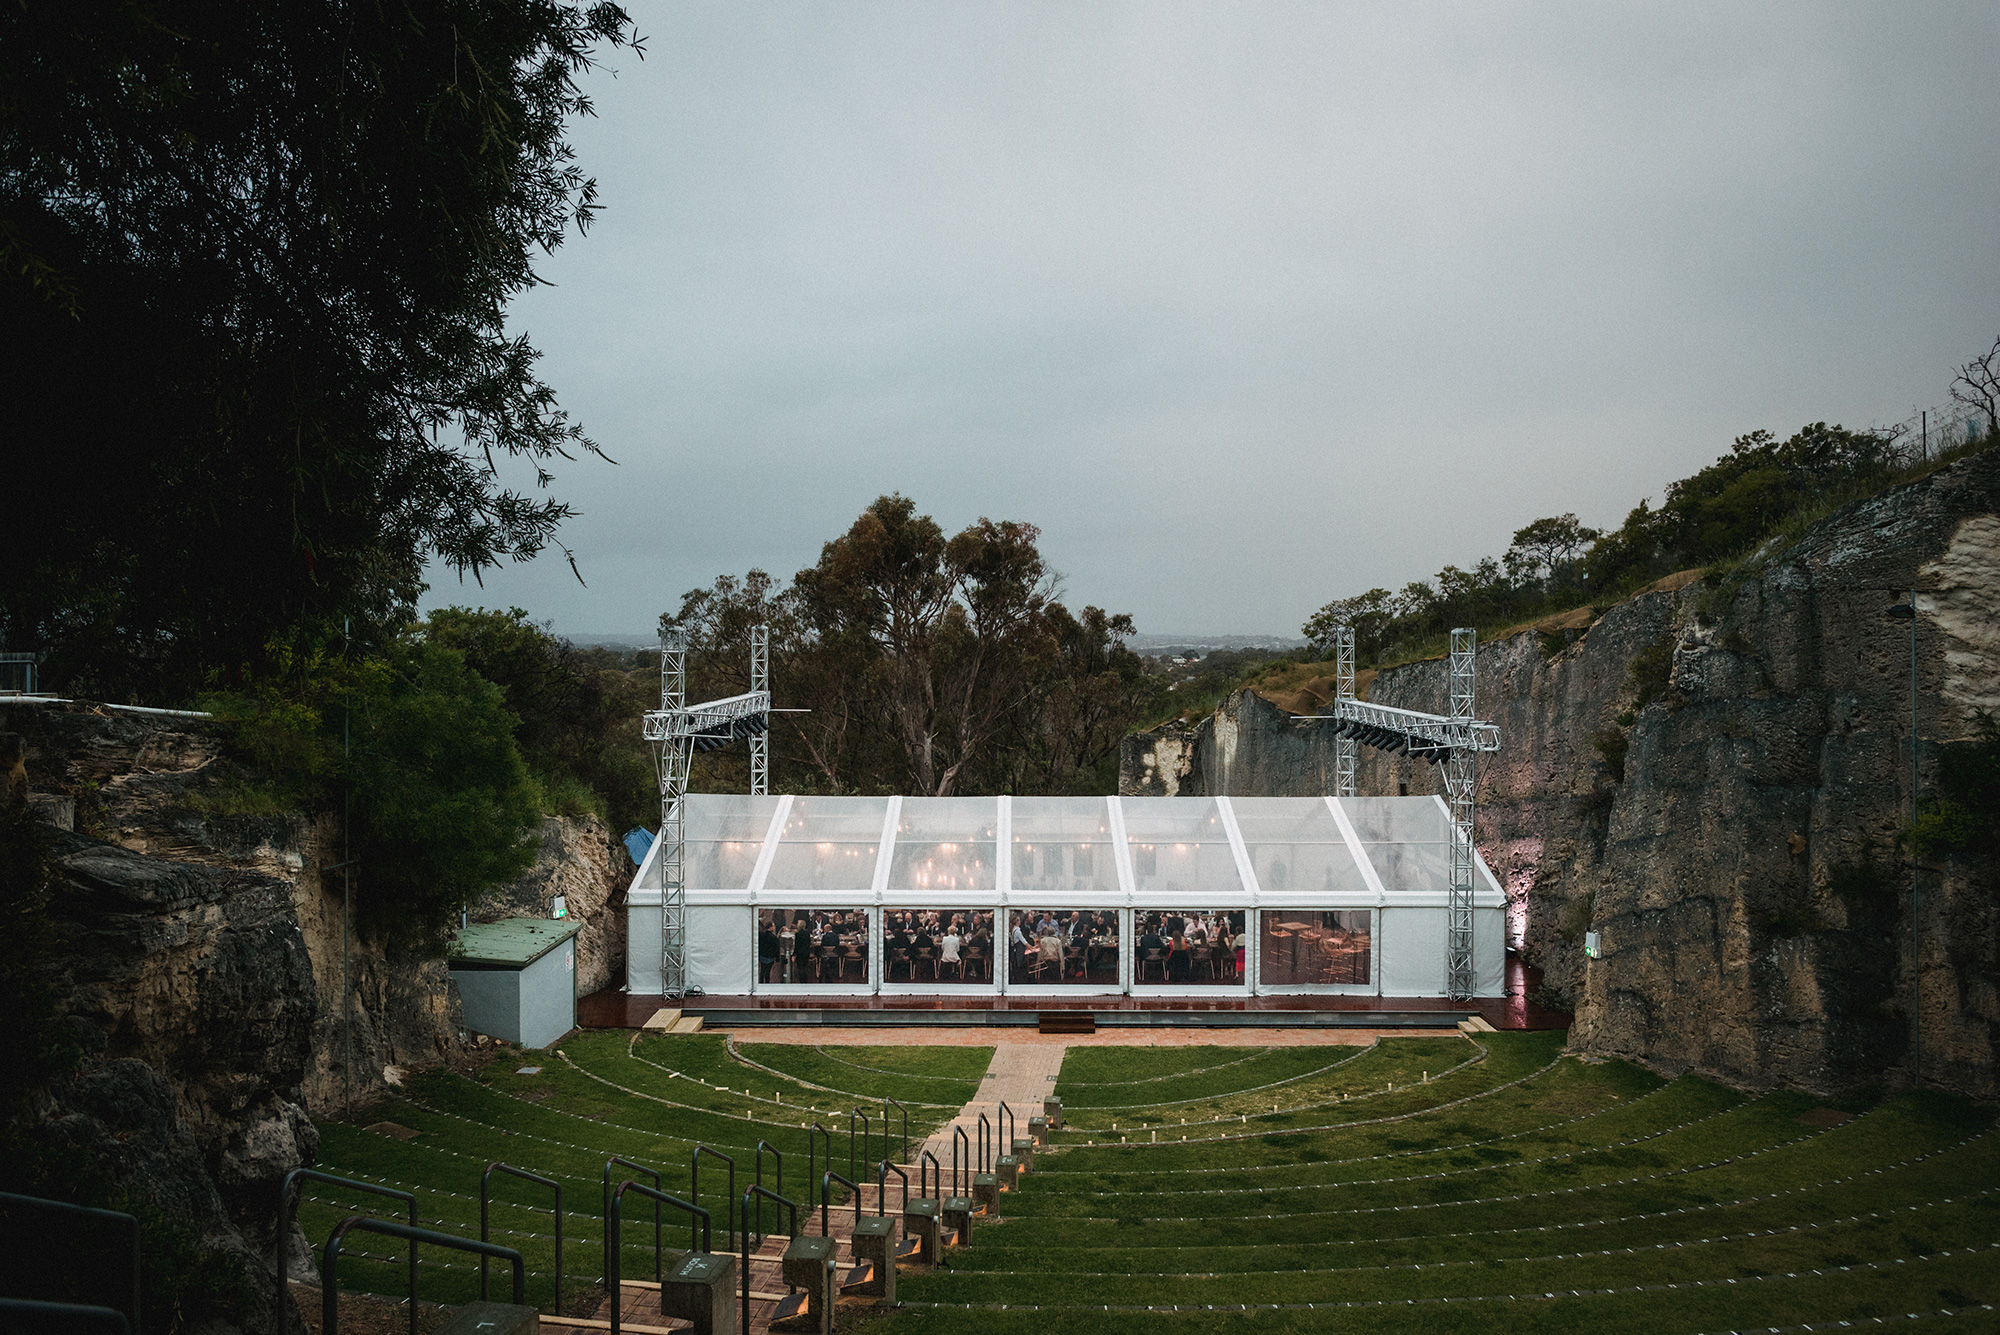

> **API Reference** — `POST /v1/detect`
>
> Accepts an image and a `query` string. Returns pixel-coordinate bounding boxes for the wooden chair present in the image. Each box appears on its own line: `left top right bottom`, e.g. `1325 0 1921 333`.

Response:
1140 947 1166 983
964 946 986 981
914 946 936 982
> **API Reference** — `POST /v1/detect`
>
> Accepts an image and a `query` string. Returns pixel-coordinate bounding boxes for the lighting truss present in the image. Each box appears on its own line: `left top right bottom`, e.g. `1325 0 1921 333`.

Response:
1333 626 1357 797
1291 625 1496 1001
749 625 769 797
643 627 772 997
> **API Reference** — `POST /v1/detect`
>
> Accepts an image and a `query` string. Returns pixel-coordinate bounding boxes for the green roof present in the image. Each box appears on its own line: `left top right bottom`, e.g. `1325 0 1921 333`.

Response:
448 916 580 967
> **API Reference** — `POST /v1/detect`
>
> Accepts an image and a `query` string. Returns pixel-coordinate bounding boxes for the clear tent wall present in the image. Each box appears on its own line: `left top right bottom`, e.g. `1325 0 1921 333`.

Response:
624 795 1504 998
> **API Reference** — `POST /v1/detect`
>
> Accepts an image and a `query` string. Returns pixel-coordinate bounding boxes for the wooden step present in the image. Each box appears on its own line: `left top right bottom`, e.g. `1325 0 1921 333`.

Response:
669 1015 705 1034
618 1279 790 1301
1038 1012 1096 1034
641 1008 681 1031
544 1317 679 1334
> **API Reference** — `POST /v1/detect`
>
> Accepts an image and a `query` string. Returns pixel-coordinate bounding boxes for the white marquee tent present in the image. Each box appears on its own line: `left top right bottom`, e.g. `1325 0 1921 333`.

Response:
624 794 1505 999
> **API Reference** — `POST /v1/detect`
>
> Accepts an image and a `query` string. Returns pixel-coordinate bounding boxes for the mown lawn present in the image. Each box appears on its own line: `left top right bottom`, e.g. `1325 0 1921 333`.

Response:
307 1031 1999 1334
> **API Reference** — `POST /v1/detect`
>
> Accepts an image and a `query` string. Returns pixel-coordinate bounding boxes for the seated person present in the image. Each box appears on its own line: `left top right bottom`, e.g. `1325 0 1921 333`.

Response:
1038 926 1065 979
939 927 963 978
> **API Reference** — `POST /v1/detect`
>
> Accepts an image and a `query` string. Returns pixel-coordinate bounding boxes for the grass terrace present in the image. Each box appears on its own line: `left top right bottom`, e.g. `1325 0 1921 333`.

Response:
306 1030 1998 1333
298 1030 987 1314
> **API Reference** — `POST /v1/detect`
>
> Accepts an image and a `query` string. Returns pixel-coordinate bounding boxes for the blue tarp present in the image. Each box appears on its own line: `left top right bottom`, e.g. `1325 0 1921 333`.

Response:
622 827 655 867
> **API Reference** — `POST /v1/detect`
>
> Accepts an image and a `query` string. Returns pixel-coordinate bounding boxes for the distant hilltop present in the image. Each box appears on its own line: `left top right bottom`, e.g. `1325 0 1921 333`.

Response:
561 630 1312 657
1129 633 1308 657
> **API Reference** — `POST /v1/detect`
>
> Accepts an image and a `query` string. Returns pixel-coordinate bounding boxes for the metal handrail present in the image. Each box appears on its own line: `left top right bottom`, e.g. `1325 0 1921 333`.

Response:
950 1126 970 1196
882 1096 909 1163
918 1150 940 1203
601 1157 662 1287
691 1145 737 1249
998 1100 1015 1148
0 1298 130 1332
276 1170 414 1335
977 1111 992 1172
481 1162 562 1313
848 1108 871 1185
739 1186 799 1335
820 1171 858 1238
752 1141 783 1244
0 1192 140 1335
320 1216 521 1335
804 1121 832 1218
609 1181 709 1335
876 1160 906 1218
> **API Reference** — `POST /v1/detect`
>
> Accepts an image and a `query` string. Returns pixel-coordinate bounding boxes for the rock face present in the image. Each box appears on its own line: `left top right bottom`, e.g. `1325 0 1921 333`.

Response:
470 814 629 997
6 701 632 1324
1122 448 2000 1099
29 831 320 1332
13 705 466 1114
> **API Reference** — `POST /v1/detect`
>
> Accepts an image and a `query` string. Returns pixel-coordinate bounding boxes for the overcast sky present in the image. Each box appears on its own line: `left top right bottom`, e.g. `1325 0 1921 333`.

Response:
424 2 2000 640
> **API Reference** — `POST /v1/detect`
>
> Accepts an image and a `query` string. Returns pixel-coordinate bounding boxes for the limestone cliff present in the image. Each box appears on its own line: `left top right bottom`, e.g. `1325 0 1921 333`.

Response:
470 813 628 998
1122 447 2000 1099
5 700 634 1323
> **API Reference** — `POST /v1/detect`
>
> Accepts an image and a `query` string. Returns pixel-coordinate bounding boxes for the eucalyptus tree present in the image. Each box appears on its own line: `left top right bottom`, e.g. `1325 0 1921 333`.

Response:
0 0 640 700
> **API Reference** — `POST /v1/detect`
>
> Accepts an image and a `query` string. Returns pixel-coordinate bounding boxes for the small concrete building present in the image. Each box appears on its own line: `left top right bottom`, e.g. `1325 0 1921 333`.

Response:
449 917 581 1049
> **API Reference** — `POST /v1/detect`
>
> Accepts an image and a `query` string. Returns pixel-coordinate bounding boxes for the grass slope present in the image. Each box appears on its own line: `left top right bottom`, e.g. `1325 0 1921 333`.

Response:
307 1032 1997 1334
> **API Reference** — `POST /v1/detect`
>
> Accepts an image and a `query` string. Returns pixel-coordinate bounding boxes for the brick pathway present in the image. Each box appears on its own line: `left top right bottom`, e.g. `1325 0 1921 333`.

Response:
918 1041 1068 1175
709 1025 1434 1047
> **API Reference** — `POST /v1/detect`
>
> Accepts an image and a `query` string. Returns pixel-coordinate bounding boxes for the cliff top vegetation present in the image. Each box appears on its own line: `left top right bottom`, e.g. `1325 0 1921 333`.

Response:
1299 338 1999 677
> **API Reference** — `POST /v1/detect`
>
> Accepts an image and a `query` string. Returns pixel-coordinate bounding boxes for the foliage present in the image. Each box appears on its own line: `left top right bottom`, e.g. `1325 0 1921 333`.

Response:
420 606 654 831
662 496 1160 797
0 0 639 702
1504 513 1602 590
203 632 541 944
1906 711 2000 857
1628 634 1675 710
1301 343 1997 672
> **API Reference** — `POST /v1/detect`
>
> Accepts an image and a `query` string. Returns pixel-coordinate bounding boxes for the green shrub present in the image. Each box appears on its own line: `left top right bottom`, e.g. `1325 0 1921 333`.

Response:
203 635 540 945
1629 634 1674 710
1906 711 2000 857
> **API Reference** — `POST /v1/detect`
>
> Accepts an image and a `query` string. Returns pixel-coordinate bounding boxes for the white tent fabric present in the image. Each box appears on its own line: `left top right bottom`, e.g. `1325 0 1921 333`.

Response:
625 793 1507 998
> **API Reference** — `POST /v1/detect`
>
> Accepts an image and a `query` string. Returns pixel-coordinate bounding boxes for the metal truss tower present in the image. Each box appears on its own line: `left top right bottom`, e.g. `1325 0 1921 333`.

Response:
644 625 772 997
749 625 769 797
1443 629 1478 1001
1288 625 1494 1002
655 628 691 998
1333 626 1358 797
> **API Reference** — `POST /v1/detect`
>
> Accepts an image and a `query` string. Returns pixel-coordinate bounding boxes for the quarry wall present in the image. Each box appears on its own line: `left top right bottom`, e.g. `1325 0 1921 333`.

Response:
4 701 630 1319
1123 448 2000 1099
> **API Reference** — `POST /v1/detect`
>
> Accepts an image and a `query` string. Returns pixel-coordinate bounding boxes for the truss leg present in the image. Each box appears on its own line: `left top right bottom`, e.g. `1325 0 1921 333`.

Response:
1333 626 1357 798
749 624 769 797
659 629 690 998
1444 628 1477 1002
